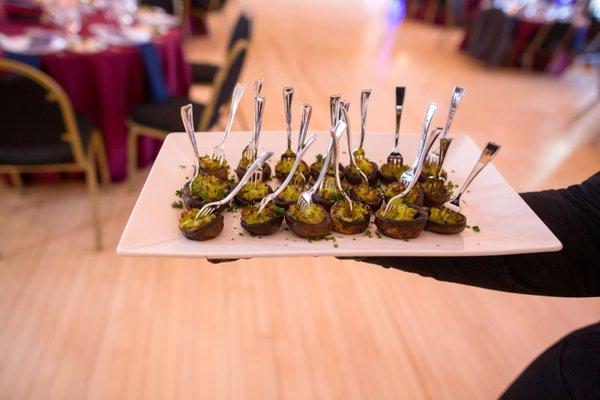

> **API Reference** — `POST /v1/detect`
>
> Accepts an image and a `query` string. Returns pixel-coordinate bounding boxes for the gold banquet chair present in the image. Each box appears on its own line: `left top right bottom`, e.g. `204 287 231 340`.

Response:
0 58 109 250
127 39 249 186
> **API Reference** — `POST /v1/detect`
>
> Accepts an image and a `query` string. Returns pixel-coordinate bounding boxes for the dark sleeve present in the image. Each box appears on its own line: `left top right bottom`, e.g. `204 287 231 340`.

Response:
360 172 600 297
499 321 600 399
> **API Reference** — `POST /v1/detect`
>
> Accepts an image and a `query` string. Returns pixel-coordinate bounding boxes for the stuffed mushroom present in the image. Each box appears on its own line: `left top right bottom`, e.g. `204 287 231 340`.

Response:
234 180 273 206
274 183 303 209
418 160 447 183
235 157 272 182
383 182 424 206
198 155 230 181
425 206 466 234
350 183 383 212
345 157 379 185
330 200 370 235
285 203 331 238
378 162 410 184
182 174 231 211
309 154 344 181
420 179 452 207
312 177 344 211
240 204 285 236
274 156 310 182
374 201 427 239
178 208 224 241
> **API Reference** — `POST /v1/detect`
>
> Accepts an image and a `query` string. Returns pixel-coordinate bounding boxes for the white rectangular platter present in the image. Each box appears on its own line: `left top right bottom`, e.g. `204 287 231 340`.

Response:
117 131 561 259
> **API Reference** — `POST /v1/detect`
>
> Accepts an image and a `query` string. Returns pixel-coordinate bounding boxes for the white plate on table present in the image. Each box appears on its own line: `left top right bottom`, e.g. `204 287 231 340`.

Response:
89 24 151 46
0 31 67 55
136 8 180 28
68 37 108 54
117 132 561 259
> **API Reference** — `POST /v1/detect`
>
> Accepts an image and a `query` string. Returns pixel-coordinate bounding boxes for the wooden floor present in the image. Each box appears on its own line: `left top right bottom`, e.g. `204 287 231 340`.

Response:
1 0 600 399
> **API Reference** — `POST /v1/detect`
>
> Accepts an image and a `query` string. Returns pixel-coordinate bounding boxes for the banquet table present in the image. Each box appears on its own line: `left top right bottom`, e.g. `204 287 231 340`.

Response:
406 0 482 26
0 7 192 182
460 5 590 73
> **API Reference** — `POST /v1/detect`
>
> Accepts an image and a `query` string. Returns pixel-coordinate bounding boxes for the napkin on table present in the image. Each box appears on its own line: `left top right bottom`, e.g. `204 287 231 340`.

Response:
137 42 168 102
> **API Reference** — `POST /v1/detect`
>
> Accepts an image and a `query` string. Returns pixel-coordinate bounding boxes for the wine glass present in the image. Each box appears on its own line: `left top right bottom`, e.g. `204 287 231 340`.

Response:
110 0 138 28
63 6 83 37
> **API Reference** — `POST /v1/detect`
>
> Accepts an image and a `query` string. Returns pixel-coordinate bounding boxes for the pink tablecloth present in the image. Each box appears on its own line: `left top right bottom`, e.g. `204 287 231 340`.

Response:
1 11 192 182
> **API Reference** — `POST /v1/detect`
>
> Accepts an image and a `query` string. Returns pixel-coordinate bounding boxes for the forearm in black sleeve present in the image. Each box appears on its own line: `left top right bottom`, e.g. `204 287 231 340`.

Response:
360 172 600 297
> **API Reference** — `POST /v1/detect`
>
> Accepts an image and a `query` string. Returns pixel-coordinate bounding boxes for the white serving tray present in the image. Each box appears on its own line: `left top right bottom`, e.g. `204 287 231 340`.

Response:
117 131 561 259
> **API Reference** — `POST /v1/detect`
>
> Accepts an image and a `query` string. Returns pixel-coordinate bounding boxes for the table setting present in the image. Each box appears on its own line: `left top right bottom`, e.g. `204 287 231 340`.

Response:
0 0 191 181
118 80 561 259
461 0 592 72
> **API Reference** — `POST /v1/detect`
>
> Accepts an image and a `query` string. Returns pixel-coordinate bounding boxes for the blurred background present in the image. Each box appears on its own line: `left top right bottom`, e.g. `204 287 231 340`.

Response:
1 0 599 398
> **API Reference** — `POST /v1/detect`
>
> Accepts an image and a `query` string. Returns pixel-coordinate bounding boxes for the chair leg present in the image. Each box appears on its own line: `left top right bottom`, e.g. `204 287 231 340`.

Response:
407 0 419 18
93 131 111 185
84 161 102 250
127 127 139 190
522 53 533 70
425 0 438 24
9 169 24 194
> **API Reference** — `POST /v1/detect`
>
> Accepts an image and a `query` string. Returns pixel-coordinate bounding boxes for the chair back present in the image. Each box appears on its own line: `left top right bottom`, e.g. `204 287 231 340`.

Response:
198 39 248 130
227 13 252 51
140 0 175 14
541 22 572 50
0 58 86 165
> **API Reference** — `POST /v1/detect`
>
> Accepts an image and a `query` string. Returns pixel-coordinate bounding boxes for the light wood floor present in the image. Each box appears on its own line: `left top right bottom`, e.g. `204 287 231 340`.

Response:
1 1 600 399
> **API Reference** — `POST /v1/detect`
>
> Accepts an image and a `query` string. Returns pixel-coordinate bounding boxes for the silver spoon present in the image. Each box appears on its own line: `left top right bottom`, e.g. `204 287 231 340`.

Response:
211 82 245 165
354 89 371 159
281 86 294 159
427 86 465 164
398 102 438 187
383 102 439 215
424 137 452 191
258 133 316 215
331 118 353 211
180 104 200 181
339 101 369 185
297 103 312 151
297 120 346 214
250 95 266 183
195 152 274 219
444 142 501 213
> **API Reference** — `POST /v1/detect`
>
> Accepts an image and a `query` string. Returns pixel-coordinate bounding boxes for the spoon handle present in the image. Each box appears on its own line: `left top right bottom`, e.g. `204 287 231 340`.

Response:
405 127 442 195
297 103 312 151
411 102 438 171
394 105 402 151
359 89 371 149
220 83 245 147
283 86 294 150
331 121 353 209
443 86 465 138
254 78 263 96
181 104 200 162
329 94 341 129
309 120 346 196
339 103 369 185
219 152 273 206
252 95 265 159
435 137 452 177
260 134 316 213
451 141 501 203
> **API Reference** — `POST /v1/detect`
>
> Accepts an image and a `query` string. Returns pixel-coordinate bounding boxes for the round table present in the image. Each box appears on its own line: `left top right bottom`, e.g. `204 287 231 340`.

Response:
460 4 590 73
0 8 192 182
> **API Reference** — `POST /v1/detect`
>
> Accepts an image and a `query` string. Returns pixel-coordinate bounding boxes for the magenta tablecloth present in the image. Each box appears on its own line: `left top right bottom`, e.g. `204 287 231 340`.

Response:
1 10 192 182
